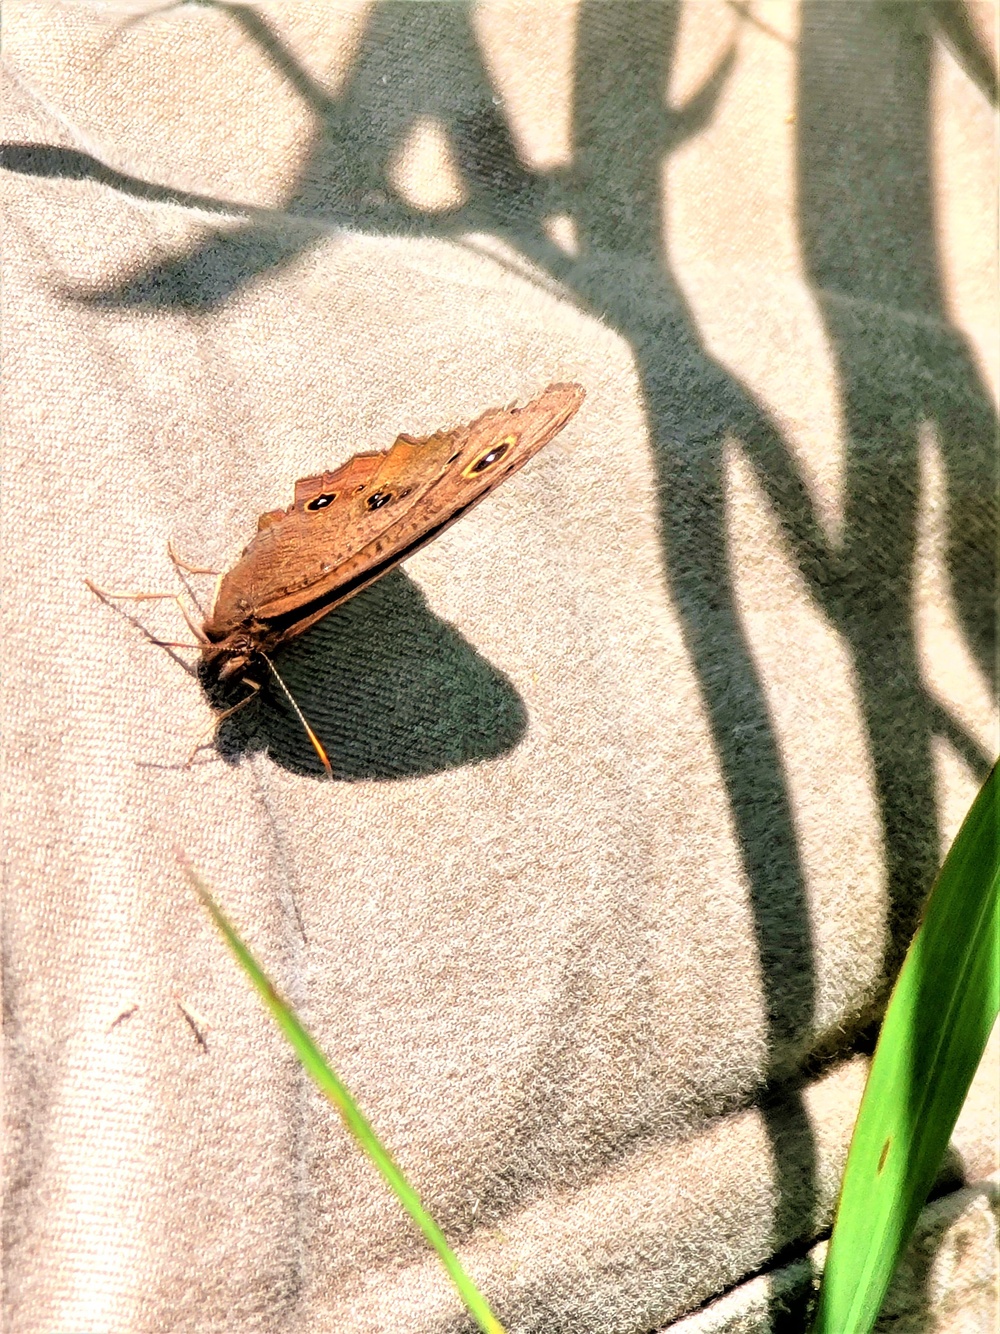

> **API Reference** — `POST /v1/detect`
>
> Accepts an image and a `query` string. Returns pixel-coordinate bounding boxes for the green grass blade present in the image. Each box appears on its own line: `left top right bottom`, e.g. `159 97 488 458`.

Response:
182 858 506 1334
812 761 1000 1334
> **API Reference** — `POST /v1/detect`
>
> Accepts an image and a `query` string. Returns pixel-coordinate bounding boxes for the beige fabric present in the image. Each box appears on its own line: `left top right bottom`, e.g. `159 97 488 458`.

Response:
668 1174 999 1333
2 2 997 1331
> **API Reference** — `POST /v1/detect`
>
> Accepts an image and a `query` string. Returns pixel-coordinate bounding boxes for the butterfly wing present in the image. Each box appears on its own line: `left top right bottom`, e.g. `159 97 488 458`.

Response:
204 382 584 647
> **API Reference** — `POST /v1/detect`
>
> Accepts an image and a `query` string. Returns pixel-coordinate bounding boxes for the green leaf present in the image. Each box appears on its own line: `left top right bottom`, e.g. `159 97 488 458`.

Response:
813 761 1000 1333
182 858 506 1334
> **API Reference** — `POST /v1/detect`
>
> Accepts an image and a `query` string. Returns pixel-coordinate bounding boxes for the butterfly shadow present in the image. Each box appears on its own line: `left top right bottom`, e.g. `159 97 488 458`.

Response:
207 569 527 781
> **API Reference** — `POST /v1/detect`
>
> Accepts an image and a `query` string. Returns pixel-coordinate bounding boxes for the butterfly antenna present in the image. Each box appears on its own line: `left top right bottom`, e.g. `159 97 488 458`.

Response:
259 652 334 780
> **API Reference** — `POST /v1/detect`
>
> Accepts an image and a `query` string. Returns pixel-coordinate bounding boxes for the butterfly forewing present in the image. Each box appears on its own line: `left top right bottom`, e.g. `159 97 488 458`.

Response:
203 383 584 654
256 385 583 628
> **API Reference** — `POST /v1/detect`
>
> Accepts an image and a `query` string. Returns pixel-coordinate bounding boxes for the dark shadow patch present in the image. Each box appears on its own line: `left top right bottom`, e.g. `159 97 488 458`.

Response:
796 0 998 960
208 570 526 780
72 224 320 312
1 141 228 202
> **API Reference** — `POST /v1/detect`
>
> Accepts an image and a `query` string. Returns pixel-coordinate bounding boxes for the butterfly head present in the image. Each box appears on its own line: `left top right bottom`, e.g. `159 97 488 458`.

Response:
201 628 258 681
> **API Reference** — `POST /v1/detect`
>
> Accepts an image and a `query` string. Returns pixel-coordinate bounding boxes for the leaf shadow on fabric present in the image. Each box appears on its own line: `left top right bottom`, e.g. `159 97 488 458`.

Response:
208 570 527 781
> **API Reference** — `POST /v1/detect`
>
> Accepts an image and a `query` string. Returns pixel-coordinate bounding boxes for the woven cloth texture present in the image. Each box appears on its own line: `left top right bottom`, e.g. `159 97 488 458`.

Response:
3 2 997 1331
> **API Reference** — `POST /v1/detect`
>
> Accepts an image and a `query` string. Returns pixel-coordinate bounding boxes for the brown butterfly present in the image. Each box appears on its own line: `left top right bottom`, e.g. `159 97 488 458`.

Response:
200 381 585 681
88 383 584 773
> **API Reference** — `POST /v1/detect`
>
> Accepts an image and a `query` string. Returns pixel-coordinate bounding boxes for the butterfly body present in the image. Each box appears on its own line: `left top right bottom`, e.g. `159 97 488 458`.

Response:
201 382 585 679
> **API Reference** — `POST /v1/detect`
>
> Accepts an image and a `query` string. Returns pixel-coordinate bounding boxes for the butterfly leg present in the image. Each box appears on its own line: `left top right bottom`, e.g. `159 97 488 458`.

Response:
167 539 219 576
184 679 261 767
165 540 221 618
85 579 208 642
85 579 207 676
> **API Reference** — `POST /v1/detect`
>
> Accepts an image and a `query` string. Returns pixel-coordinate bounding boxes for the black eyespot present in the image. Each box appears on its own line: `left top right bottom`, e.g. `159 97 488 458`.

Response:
366 490 393 510
305 492 337 511
465 440 512 476
399 487 413 498
448 452 462 464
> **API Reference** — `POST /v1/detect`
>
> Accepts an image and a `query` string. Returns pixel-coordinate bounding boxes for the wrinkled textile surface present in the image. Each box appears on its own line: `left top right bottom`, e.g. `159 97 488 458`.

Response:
2 3 997 1332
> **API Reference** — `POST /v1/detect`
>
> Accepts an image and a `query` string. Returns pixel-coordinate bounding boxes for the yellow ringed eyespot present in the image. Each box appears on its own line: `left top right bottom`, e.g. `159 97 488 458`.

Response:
463 435 517 478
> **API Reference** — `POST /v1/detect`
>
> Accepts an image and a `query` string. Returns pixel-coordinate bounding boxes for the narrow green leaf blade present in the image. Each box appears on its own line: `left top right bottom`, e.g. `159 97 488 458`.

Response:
183 859 506 1334
813 762 1000 1333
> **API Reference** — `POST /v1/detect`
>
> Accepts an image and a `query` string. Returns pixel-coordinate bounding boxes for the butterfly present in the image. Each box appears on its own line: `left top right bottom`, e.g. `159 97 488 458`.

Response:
88 383 584 774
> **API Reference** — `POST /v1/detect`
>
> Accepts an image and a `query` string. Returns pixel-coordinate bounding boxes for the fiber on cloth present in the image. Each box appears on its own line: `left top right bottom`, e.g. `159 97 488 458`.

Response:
2 3 997 1331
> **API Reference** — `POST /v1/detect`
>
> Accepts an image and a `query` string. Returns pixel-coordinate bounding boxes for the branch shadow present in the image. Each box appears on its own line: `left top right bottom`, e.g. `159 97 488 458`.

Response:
797 0 998 958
